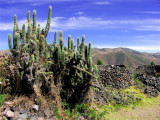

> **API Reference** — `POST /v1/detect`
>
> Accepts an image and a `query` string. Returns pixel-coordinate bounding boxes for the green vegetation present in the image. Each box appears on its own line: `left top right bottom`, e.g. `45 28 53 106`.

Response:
97 86 160 119
151 61 155 66
97 59 103 65
0 94 8 106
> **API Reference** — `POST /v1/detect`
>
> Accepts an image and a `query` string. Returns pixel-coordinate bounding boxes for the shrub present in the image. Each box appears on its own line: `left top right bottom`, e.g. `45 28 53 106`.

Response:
97 59 103 65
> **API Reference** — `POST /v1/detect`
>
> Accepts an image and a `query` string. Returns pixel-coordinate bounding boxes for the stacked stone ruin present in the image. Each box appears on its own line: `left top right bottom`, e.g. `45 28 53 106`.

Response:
97 65 133 89
136 65 160 96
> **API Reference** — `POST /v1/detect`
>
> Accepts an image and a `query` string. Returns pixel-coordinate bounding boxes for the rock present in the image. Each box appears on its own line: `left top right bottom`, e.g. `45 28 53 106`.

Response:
32 104 39 111
78 116 85 120
44 110 51 118
50 116 57 120
37 117 45 120
5 102 13 107
19 108 26 114
5 111 14 118
13 111 19 119
30 116 38 120
19 113 28 120
3 107 10 114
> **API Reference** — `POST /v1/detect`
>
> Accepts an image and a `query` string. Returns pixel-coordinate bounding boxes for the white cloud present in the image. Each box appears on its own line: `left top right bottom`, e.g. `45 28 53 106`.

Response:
1 16 160 32
1 0 77 3
75 12 84 15
136 11 160 14
94 1 112 5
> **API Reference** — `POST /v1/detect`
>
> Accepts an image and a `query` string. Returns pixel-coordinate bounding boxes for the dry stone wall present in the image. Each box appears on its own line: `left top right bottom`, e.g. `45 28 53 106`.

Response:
97 65 133 89
136 65 160 92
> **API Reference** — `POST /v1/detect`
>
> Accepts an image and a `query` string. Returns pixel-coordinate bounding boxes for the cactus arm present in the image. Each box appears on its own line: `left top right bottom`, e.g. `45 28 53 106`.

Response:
44 6 52 38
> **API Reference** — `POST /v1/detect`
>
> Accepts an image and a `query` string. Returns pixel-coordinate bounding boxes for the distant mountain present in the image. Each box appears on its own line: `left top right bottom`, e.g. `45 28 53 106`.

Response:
92 48 160 67
1 48 160 67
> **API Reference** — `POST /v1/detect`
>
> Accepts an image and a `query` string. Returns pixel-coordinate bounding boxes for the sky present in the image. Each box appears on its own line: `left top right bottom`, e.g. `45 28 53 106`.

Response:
0 0 160 53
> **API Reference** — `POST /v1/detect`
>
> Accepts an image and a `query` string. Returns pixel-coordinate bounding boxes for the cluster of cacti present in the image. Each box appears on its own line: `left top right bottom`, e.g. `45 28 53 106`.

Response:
7 5 98 112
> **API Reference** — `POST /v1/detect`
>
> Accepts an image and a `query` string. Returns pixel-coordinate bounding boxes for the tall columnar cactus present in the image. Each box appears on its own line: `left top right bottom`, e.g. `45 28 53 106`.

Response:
58 45 61 61
39 35 45 60
37 24 41 40
89 58 92 72
8 6 97 115
33 10 37 35
22 24 26 44
8 34 12 50
80 35 85 57
71 39 74 51
44 6 52 37
15 33 20 50
77 37 80 51
85 45 88 60
68 35 71 50
28 23 31 42
27 11 31 23
88 42 91 59
13 25 17 49
14 15 17 24
14 15 18 29
54 30 57 46
60 31 63 50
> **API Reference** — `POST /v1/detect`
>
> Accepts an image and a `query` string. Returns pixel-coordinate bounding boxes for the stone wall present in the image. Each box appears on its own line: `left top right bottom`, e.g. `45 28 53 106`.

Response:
136 65 160 92
97 65 133 89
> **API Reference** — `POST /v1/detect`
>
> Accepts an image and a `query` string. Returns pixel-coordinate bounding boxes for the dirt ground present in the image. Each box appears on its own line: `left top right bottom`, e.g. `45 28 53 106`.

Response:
107 103 160 120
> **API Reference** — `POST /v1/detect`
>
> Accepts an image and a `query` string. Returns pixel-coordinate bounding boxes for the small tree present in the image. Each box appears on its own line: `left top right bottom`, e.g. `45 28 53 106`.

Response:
97 59 103 65
151 61 155 66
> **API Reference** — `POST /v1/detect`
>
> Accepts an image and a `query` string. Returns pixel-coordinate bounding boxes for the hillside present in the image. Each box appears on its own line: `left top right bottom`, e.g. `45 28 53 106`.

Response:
92 47 160 67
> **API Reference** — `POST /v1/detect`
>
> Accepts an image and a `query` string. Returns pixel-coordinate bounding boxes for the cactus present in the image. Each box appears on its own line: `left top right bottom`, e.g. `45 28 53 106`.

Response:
15 33 20 49
33 10 37 35
8 34 12 50
54 30 57 46
85 44 88 60
13 25 17 49
44 6 52 37
28 23 31 42
14 15 17 26
7 6 97 117
37 24 41 40
22 24 26 44
68 35 71 50
58 45 61 61
27 11 31 23
89 58 92 72
31 55 35 62
77 37 80 51
71 39 74 50
88 42 91 59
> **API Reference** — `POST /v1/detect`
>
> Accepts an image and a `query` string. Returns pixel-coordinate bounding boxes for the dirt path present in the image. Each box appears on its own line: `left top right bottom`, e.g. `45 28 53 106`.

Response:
107 103 160 120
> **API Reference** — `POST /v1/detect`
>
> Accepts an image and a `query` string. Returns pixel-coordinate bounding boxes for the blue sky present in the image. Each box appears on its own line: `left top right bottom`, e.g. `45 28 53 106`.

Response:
0 0 160 53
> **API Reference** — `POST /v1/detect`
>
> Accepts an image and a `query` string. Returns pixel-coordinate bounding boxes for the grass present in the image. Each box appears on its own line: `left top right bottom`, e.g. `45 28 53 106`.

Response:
0 94 8 106
96 86 160 119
